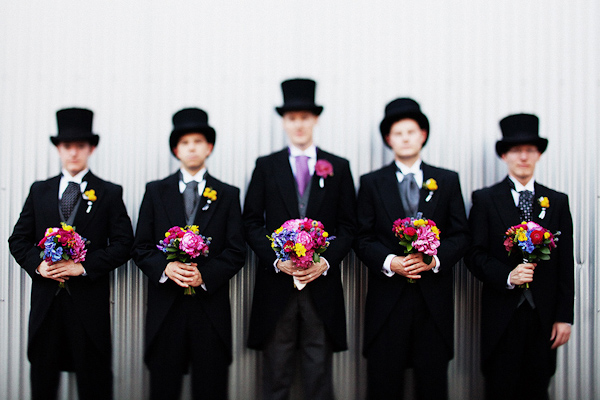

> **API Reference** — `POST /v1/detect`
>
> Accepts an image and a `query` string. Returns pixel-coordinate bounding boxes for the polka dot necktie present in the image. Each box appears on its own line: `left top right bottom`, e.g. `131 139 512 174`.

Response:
518 190 534 222
61 181 81 220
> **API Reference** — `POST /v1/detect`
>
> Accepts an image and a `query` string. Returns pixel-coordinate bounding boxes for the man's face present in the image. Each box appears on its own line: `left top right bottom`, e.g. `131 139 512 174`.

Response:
385 118 427 161
56 141 95 176
282 111 319 150
173 133 213 172
501 144 541 182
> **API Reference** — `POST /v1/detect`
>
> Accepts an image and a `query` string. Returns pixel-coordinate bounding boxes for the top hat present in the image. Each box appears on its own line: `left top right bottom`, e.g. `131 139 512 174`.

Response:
379 98 430 148
170 108 216 156
275 78 323 116
50 108 100 146
496 113 547 156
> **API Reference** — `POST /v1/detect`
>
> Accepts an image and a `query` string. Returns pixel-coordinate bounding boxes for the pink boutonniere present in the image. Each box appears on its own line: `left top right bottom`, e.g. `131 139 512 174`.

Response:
315 160 334 188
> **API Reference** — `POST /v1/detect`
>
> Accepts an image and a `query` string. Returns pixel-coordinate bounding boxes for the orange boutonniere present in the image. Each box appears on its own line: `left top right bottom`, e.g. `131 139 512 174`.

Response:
538 196 549 219
82 189 97 213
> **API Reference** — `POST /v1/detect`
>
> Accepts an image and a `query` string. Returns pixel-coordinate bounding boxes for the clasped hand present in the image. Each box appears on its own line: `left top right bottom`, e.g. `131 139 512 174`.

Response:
390 253 436 280
165 261 203 288
37 259 84 282
277 258 328 285
509 262 536 286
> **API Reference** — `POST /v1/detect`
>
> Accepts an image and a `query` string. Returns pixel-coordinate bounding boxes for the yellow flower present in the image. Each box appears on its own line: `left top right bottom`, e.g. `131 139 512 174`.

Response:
539 197 549 208
165 232 170 237
294 243 307 257
424 178 438 191
431 226 440 239
544 232 550 239
84 189 97 202
275 227 284 234
414 219 426 227
322 232 329 238
203 187 217 201
188 225 199 234
60 222 74 231
517 232 528 242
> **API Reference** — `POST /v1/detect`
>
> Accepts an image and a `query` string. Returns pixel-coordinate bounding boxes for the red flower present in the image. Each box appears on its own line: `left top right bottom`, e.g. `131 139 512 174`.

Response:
530 230 544 245
404 227 417 237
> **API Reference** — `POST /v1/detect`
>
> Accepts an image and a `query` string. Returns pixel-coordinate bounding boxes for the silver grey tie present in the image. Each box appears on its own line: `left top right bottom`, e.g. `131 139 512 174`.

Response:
183 181 199 220
399 173 419 217
61 182 80 220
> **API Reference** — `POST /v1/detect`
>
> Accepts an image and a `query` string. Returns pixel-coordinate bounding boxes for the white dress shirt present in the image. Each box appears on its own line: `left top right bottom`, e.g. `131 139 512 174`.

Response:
382 159 441 277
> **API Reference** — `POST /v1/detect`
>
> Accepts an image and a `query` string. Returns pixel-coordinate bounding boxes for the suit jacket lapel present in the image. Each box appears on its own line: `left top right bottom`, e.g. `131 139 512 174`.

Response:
532 183 552 224
492 176 522 229
160 173 187 227
42 176 62 227
377 163 406 222
72 172 100 232
273 148 300 218
194 174 219 232
419 163 440 218
305 148 327 217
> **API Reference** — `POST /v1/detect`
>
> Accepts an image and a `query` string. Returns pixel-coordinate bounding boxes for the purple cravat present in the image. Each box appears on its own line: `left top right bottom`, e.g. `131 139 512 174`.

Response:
295 155 311 196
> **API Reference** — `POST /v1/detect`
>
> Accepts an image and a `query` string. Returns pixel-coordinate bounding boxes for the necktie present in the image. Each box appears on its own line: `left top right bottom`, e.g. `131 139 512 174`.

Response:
295 155 311 196
518 190 534 222
399 173 419 217
61 182 80 220
183 181 199 220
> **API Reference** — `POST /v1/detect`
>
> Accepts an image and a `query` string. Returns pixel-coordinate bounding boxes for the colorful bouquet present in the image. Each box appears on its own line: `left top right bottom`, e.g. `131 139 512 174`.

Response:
392 213 441 283
157 225 211 295
504 221 559 288
268 218 335 290
38 222 88 289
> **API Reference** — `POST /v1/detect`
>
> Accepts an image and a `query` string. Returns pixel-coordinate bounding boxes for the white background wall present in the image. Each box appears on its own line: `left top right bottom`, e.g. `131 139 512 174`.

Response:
1 1 598 398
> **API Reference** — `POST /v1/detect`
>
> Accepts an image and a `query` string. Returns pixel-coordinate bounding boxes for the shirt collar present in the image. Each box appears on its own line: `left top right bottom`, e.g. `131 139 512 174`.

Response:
288 144 317 159
180 167 207 184
508 175 535 193
61 168 89 184
394 159 422 176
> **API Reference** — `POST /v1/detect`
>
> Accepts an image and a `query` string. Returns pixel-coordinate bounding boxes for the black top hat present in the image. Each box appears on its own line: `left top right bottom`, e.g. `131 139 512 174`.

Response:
170 108 216 156
379 98 430 148
275 78 323 116
496 113 547 156
50 108 99 146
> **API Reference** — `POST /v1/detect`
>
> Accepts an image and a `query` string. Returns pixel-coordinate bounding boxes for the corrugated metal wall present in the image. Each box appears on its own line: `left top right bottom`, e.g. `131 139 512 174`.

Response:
1 1 598 399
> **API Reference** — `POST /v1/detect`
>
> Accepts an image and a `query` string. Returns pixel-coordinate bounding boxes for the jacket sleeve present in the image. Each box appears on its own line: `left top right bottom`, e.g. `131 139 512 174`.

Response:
554 194 575 324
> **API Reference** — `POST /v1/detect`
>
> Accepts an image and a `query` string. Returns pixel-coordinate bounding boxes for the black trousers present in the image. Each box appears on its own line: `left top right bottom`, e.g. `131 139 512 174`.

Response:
147 295 229 400
29 289 113 400
262 288 334 400
366 282 450 400
483 303 556 400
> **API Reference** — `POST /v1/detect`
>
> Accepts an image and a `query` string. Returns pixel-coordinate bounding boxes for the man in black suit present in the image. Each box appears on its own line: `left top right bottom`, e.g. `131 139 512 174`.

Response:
8 108 134 400
243 78 356 400
131 108 246 400
465 114 574 400
356 98 469 399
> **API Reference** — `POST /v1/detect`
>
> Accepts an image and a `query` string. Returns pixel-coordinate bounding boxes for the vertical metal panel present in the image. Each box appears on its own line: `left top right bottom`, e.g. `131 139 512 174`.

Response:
1 1 598 399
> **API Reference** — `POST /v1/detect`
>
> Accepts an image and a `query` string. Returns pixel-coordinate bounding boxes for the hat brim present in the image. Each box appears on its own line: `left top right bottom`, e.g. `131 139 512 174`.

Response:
495 137 548 157
379 112 430 148
275 105 323 117
50 134 99 147
170 128 216 157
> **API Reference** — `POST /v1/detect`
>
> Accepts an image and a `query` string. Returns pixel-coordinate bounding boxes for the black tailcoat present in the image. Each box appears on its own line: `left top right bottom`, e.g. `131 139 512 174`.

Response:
8 172 134 361
243 148 357 352
465 177 574 368
131 172 246 364
356 162 469 358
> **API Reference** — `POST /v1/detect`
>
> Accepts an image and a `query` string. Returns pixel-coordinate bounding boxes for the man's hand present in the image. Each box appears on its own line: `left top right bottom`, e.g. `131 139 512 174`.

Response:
37 260 84 282
165 261 198 288
276 259 296 276
293 258 328 285
390 254 435 280
509 262 536 286
550 322 571 349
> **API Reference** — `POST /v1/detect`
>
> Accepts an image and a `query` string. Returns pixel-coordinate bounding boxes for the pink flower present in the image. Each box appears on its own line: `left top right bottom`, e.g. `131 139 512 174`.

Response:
297 231 313 250
404 227 417 237
412 226 440 256
503 237 514 252
179 231 206 258
315 160 334 178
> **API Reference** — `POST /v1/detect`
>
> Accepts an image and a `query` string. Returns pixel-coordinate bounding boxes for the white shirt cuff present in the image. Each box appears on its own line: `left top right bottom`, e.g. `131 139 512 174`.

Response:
273 259 281 273
432 255 440 273
81 267 87 276
159 272 168 283
321 257 330 276
506 273 515 289
382 254 396 277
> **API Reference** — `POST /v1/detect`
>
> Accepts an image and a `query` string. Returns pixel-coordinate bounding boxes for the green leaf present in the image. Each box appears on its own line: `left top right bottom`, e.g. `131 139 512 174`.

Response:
166 254 177 260
313 253 320 263
39 251 45 259
166 247 177 252
538 254 551 261
540 247 551 254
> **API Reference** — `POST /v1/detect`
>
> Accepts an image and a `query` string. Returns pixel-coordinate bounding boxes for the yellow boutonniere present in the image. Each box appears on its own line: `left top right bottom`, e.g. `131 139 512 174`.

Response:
202 187 217 211
538 196 549 219
423 178 438 202
83 189 97 213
